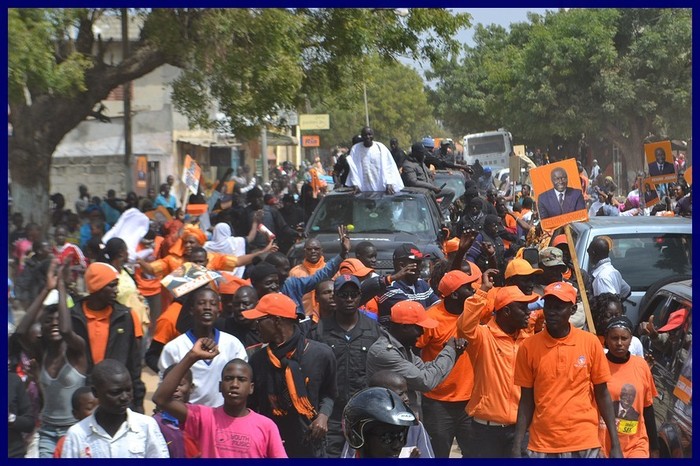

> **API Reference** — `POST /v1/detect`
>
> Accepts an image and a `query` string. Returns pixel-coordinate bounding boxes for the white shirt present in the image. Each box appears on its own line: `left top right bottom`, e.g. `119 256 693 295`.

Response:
590 258 631 298
588 200 605 217
158 329 247 407
61 409 169 458
590 165 600 180
346 141 404 192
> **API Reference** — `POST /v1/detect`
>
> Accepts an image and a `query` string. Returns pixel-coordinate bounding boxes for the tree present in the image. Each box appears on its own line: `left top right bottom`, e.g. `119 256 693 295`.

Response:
9 8 471 232
431 8 691 181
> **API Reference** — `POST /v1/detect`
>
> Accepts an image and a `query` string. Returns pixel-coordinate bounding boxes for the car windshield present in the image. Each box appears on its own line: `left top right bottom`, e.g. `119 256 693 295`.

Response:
603 233 692 291
308 194 436 238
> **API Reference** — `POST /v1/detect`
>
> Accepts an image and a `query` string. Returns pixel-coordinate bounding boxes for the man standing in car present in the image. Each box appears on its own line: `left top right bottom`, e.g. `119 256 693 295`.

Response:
346 126 404 194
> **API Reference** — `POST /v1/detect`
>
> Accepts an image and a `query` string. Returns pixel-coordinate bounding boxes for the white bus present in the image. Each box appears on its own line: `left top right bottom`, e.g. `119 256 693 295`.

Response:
462 128 513 171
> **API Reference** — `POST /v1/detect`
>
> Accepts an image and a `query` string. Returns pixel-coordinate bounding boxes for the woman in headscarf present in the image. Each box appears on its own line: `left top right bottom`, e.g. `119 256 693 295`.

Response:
598 316 659 458
204 214 261 278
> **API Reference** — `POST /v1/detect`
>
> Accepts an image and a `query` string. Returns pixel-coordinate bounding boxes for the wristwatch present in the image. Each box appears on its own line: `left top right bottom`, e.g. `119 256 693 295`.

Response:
8 413 16 423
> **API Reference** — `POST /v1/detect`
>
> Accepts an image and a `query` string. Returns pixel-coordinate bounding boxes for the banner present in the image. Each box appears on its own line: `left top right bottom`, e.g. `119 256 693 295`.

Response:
161 262 221 298
641 177 660 208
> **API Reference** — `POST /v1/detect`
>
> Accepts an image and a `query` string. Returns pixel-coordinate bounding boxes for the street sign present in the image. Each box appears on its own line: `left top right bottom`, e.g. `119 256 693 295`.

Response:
302 135 320 147
299 114 330 130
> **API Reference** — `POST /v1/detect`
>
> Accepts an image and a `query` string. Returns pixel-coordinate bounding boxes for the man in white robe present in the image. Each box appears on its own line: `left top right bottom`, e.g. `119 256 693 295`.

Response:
346 126 404 193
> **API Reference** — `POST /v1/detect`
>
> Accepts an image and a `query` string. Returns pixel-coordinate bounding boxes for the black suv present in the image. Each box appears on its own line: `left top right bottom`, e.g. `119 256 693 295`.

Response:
288 187 447 276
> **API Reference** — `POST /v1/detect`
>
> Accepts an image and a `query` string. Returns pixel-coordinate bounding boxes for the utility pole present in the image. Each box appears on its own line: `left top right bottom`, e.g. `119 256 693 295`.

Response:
122 8 132 192
261 125 269 184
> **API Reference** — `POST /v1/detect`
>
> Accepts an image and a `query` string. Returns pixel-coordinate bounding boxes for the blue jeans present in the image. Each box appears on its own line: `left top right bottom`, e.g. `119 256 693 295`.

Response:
420 397 473 458
38 423 70 458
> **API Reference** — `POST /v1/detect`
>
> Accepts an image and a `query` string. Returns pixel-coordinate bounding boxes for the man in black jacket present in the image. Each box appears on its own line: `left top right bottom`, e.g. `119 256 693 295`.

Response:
402 142 455 217
309 275 383 457
70 262 145 413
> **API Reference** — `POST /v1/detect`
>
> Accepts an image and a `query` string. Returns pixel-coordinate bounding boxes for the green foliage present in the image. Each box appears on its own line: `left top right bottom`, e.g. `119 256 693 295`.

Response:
431 8 691 155
8 9 94 103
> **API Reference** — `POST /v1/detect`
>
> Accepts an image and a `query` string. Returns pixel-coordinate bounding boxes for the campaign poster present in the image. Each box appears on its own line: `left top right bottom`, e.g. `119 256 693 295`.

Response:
182 154 202 196
641 177 660 208
531 158 588 231
644 140 676 184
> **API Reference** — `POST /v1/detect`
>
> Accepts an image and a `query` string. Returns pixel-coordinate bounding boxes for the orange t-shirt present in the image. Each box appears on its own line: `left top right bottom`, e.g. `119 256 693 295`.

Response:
502 213 518 249
457 289 531 424
514 326 611 453
416 301 474 402
152 302 184 345
83 303 143 364
599 356 657 458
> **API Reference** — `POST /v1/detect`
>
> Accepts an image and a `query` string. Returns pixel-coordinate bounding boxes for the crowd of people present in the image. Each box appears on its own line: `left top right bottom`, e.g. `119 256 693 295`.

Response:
7 126 690 458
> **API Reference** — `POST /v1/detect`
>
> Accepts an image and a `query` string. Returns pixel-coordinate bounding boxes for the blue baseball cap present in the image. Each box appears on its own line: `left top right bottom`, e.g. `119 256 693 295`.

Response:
334 274 361 291
422 137 435 149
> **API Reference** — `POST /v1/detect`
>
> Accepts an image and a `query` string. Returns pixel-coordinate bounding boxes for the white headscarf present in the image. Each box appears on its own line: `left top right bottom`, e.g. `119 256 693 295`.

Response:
204 223 247 277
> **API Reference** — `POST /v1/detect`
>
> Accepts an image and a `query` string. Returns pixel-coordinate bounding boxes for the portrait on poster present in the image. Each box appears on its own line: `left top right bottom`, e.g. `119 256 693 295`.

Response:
644 140 676 184
531 158 588 231
641 178 660 207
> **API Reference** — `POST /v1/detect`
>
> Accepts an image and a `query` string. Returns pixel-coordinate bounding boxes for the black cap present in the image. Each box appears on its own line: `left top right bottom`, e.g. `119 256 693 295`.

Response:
393 243 427 260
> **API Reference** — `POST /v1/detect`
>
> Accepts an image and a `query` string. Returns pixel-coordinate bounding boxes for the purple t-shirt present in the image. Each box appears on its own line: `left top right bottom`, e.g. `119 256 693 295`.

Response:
183 404 287 458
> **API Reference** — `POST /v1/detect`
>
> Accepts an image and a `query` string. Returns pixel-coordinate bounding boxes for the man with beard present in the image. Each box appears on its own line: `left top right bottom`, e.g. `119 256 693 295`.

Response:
309 275 382 457
61 360 169 458
245 293 337 458
345 126 404 194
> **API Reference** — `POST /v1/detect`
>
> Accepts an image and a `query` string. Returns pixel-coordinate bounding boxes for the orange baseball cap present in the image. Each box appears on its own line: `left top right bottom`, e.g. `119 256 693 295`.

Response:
543 281 577 304
494 286 539 311
505 258 543 280
339 258 374 278
390 301 438 329
552 234 567 247
241 293 297 320
438 269 481 297
657 308 688 332
85 262 120 294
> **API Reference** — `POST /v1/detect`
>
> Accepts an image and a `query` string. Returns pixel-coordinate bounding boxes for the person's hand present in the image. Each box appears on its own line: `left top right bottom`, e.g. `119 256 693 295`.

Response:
392 262 418 282
351 186 361 195
263 241 278 254
445 337 468 355
639 315 659 340
409 447 421 458
338 225 351 257
253 209 264 223
481 241 496 257
307 413 328 442
433 186 441 194
459 229 478 251
189 338 220 361
385 185 396 195
480 268 500 292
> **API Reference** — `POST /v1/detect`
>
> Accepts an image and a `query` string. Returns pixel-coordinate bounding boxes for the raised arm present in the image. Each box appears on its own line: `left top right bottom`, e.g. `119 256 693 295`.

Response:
14 259 58 358
153 337 220 423
57 262 88 374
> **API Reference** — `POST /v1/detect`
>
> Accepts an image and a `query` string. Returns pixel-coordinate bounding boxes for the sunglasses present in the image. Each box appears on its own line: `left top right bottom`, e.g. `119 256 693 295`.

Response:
254 315 275 326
